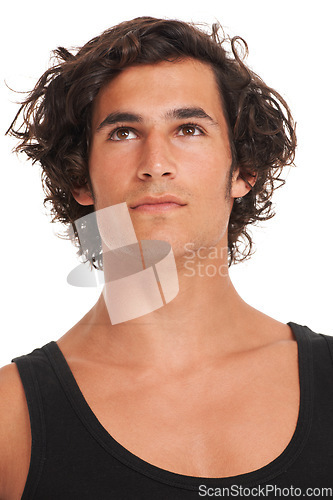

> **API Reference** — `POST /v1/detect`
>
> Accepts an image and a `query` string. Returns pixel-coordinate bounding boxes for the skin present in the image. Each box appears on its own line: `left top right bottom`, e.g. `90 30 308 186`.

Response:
81 58 237 260
65 58 298 475
69 57 273 371
0 58 299 499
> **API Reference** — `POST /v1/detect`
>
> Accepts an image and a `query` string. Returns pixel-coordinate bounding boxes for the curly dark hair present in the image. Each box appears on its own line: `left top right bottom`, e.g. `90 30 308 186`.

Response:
6 16 296 269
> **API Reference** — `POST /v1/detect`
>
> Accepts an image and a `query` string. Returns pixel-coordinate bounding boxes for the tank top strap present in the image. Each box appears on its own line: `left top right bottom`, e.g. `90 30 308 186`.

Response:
319 331 333 366
12 346 49 499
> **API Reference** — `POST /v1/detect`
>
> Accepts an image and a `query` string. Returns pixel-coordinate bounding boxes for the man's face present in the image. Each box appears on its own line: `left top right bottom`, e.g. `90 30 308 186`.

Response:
86 58 240 258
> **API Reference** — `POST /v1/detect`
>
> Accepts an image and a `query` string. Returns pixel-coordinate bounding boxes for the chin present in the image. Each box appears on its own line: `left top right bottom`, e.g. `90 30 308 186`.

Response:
139 230 177 246
137 229 185 252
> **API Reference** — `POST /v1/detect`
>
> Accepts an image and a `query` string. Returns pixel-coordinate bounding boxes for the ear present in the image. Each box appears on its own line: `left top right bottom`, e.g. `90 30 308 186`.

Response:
71 183 94 206
230 167 257 199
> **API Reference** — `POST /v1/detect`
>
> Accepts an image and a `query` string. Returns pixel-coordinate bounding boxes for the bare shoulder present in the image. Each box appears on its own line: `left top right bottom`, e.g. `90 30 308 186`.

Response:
0 363 31 500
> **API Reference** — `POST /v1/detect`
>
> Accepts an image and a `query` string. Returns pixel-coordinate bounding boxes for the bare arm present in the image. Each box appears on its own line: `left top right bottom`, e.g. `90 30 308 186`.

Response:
0 364 31 500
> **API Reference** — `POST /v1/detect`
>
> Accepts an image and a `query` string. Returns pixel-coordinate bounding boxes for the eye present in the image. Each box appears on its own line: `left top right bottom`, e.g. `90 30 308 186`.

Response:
176 124 204 137
109 127 138 141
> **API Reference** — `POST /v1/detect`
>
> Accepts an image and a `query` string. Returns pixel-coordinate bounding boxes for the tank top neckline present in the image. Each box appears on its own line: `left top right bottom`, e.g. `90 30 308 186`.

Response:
42 321 313 491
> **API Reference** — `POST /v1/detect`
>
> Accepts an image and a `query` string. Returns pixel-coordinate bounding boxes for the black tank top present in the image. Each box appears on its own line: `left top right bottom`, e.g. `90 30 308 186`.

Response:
12 322 333 499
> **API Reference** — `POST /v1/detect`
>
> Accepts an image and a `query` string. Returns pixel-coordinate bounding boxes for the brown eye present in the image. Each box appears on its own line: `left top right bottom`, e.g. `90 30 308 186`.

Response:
177 125 203 137
109 128 137 141
182 126 196 135
116 128 130 139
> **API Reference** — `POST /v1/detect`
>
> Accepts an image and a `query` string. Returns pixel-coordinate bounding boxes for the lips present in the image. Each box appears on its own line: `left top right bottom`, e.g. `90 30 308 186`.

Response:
130 194 186 209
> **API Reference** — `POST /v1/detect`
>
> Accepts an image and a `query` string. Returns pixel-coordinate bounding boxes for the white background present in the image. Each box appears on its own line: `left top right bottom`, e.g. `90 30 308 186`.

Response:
1 0 332 366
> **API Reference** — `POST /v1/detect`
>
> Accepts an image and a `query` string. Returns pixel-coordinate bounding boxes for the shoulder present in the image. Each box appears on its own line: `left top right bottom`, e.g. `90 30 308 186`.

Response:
0 363 31 500
289 324 333 376
290 322 333 347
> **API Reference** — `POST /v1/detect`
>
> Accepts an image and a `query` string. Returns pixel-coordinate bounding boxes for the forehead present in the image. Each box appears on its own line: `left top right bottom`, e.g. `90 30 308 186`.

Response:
91 58 225 127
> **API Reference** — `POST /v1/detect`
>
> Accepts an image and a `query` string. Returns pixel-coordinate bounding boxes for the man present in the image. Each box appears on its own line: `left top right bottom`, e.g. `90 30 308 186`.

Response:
1 16 332 499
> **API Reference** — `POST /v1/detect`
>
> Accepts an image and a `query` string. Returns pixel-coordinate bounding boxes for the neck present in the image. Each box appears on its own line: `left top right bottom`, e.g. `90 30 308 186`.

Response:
79 237 261 373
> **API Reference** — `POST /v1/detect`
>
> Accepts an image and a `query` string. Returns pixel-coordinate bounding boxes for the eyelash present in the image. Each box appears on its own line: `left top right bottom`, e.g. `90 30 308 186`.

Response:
108 122 206 141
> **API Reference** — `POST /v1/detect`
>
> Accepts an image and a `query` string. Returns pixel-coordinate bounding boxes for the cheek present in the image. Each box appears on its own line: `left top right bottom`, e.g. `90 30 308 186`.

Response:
190 143 231 179
88 145 130 197
194 158 230 197
194 161 231 227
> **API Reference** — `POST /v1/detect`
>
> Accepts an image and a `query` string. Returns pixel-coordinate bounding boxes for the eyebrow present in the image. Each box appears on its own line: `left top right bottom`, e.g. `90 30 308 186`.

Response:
96 107 219 131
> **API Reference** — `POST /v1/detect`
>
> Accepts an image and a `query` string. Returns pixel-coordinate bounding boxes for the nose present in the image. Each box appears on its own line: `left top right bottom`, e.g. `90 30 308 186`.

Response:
136 130 177 180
